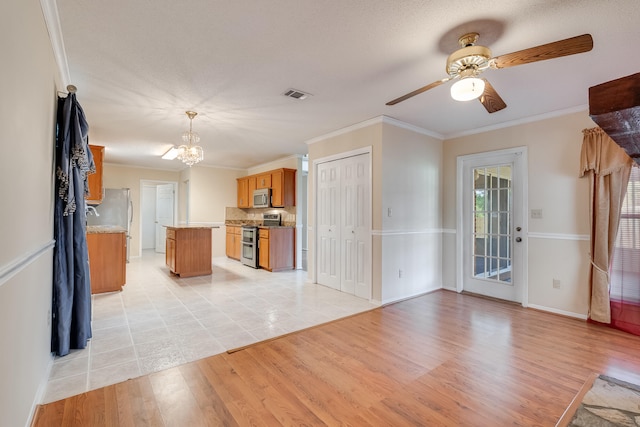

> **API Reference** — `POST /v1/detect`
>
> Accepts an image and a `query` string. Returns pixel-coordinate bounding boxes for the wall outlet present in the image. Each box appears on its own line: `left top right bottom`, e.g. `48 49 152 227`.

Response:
398 269 403 278
553 279 561 289
531 209 543 219
388 207 393 217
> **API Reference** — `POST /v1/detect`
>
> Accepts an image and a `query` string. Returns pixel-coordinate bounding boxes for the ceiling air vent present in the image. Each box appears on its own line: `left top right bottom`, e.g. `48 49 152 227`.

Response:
283 89 311 100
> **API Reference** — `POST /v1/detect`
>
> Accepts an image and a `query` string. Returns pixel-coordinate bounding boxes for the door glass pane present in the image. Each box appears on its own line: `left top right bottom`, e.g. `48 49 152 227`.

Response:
472 164 512 283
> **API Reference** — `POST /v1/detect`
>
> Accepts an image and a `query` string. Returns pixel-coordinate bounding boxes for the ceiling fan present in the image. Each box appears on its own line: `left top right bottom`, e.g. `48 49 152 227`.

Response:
386 33 593 113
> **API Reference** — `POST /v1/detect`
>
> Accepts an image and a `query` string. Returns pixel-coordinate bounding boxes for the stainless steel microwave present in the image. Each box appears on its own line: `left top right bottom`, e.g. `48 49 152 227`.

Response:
253 188 271 208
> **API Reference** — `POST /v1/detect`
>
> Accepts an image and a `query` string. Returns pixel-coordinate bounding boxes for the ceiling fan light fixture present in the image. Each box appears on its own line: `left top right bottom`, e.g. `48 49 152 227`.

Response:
450 77 485 101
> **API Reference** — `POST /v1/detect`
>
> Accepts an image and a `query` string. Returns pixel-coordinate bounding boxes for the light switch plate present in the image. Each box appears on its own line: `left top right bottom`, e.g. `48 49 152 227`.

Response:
531 209 543 219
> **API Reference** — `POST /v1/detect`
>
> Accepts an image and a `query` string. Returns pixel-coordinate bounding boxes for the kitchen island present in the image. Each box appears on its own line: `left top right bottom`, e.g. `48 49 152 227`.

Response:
86 225 126 294
165 226 217 277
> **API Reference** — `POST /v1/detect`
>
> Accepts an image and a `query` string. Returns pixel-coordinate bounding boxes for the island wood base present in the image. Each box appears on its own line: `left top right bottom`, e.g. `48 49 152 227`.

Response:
165 226 212 277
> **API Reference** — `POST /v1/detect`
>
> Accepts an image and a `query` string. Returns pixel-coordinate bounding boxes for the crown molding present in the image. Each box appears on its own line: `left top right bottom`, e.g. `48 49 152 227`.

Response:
444 105 589 140
40 0 70 90
306 115 443 146
381 116 444 140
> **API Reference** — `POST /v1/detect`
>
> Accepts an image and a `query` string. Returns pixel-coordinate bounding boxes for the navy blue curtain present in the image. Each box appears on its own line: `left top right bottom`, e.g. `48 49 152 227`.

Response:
52 92 94 356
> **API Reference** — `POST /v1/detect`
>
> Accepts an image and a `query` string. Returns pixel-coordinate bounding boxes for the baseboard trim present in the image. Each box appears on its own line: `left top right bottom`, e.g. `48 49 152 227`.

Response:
381 287 442 306
29 352 54 427
527 303 587 320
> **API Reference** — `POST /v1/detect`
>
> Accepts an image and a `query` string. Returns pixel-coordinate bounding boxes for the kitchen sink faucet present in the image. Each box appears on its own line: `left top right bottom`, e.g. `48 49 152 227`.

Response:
86 205 99 216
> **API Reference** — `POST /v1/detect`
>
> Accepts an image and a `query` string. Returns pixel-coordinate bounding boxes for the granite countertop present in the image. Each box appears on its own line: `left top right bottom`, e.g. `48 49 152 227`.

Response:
165 225 220 229
225 220 295 228
86 225 126 234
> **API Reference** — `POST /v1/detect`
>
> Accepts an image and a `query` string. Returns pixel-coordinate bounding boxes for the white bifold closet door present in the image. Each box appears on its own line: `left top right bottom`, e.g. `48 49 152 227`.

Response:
316 153 371 299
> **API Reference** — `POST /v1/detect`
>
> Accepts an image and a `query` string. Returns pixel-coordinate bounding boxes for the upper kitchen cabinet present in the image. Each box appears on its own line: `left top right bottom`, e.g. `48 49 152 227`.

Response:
86 145 104 204
236 167 296 208
237 176 249 208
237 175 257 208
271 168 296 207
248 175 256 205
256 172 272 189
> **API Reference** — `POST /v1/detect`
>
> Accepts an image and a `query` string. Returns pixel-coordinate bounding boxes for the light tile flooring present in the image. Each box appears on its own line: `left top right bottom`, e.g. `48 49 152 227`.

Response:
43 251 377 404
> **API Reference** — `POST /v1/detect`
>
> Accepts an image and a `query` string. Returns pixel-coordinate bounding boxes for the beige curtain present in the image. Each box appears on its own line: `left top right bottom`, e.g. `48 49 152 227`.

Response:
580 127 633 323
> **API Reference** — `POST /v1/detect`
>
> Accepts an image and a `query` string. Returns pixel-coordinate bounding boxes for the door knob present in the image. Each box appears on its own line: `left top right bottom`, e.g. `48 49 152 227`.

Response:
515 237 522 242
516 226 522 232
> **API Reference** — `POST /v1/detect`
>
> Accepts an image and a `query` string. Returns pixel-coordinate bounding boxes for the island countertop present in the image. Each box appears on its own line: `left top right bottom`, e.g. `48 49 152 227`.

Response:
86 225 126 234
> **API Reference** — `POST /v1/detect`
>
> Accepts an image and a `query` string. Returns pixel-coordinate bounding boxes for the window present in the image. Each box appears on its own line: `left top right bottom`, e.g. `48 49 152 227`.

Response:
611 165 640 301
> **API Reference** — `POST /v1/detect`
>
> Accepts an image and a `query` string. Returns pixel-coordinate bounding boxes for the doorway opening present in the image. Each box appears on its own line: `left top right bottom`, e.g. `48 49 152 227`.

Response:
139 180 178 257
456 147 528 304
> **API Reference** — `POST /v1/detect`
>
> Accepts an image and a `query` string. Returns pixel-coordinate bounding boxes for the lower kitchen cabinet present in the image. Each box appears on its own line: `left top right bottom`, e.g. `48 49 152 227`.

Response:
165 226 212 277
258 227 295 272
225 225 241 260
87 230 126 294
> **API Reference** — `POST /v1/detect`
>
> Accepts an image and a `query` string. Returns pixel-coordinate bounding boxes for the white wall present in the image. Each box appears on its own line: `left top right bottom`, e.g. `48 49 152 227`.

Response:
0 0 58 425
186 166 246 257
380 122 443 302
442 110 593 317
247 155 299 175
308 117 443 303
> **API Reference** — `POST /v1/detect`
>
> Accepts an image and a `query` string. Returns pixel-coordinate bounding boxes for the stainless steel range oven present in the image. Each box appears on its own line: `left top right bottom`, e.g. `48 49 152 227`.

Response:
240 226 258 268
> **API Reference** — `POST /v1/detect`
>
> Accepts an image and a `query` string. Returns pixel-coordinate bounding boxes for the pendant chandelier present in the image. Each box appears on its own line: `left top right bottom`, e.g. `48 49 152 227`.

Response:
177 111 204 166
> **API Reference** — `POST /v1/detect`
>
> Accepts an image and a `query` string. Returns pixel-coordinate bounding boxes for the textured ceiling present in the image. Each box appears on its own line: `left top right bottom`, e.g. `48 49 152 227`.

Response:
54 0 640 171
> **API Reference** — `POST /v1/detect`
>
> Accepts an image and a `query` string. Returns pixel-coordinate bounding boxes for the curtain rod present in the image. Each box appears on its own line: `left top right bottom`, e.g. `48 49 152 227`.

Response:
57 84 78 98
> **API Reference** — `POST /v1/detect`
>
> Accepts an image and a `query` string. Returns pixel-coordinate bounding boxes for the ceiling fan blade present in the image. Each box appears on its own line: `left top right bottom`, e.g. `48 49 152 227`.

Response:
491 34 593 69
479 79 507 113
386 78 451 105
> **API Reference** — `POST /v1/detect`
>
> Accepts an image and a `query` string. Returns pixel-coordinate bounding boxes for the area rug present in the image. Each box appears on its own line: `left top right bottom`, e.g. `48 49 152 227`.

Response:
556 373 640 426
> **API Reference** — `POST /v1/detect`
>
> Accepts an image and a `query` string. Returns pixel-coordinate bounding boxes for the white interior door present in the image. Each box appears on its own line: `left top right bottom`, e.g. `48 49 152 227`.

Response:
317 161 340 290
316 152 371 298
458 148 527 303
155 183 175 253
341 154 371 298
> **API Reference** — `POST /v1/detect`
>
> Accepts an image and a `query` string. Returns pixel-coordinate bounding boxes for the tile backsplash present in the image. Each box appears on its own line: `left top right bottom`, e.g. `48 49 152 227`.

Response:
225 206 296 226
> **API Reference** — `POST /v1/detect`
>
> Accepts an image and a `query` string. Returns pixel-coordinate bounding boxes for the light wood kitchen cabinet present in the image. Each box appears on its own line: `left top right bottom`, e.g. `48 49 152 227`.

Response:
248 176 256 206
87 230 126 294
237 177 250 208
165 227 212 277
258 227 295 272
225 225 242 260
236 167 296 208
86 144 104 204
237 176 257 208
258 229 269 269
271 168 296 207
256 172 272 189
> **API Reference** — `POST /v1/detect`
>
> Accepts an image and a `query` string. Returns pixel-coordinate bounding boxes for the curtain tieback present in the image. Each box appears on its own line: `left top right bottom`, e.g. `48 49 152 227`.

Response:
591 259 609 279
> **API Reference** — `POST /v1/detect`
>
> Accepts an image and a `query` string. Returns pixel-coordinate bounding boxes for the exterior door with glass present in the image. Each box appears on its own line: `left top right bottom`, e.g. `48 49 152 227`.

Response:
458 147 527 303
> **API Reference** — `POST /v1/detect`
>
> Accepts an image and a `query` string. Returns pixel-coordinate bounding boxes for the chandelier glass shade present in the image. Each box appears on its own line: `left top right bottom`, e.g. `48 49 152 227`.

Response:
450 76 485 101
176 111 204 166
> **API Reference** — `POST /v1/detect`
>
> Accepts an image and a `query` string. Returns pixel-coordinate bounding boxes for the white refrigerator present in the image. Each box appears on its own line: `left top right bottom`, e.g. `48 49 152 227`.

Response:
87 188 133 262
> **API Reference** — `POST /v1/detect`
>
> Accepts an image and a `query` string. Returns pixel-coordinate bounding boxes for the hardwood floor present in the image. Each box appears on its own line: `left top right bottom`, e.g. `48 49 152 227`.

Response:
33 290 640 426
